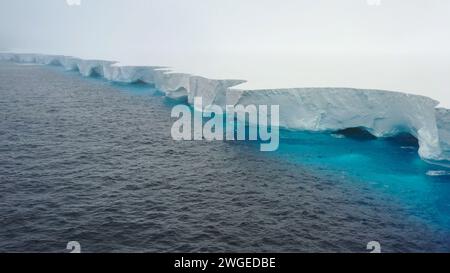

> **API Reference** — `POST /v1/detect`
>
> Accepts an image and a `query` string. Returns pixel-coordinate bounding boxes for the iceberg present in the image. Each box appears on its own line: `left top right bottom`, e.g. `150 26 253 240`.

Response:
231 88 441 160
1 52 449 162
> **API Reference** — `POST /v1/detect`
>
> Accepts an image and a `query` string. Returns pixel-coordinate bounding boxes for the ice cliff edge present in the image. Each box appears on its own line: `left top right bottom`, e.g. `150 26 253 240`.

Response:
1 52 449 162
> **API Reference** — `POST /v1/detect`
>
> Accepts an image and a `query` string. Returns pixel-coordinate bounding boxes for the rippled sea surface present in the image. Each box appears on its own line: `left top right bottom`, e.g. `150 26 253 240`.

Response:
1 62 449 252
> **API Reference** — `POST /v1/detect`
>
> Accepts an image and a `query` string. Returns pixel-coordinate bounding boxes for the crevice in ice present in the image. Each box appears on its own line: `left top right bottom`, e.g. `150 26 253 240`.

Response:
334 128 419 146
385 133 419 147
48 59 62 66
89 69 102 78
335 127 377 141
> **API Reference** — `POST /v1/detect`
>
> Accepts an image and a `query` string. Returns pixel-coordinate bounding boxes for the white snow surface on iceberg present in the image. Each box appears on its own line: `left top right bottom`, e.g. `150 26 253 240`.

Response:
1 53 449 162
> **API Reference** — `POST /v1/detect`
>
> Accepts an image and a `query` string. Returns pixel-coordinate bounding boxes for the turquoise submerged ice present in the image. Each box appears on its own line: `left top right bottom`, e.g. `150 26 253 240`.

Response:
265 129 450 230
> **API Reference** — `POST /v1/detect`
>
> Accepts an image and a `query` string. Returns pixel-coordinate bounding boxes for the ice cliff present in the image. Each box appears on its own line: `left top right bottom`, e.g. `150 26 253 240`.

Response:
436 108 450 161
233 88 444 160
1 53 449 161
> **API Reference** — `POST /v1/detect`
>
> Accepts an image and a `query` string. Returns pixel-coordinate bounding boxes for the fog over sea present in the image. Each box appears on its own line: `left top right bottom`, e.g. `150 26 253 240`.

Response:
2 0 450 107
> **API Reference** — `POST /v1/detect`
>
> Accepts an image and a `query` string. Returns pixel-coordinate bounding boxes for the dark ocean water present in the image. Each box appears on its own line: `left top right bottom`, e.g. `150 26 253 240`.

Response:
0 62 449 252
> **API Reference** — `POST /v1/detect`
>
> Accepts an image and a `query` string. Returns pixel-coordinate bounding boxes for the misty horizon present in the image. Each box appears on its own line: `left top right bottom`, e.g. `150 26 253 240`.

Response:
1 0 450 106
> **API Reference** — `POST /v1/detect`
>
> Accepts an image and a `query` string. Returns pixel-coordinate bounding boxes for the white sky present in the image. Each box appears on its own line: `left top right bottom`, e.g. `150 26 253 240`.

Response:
1 0 450 107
